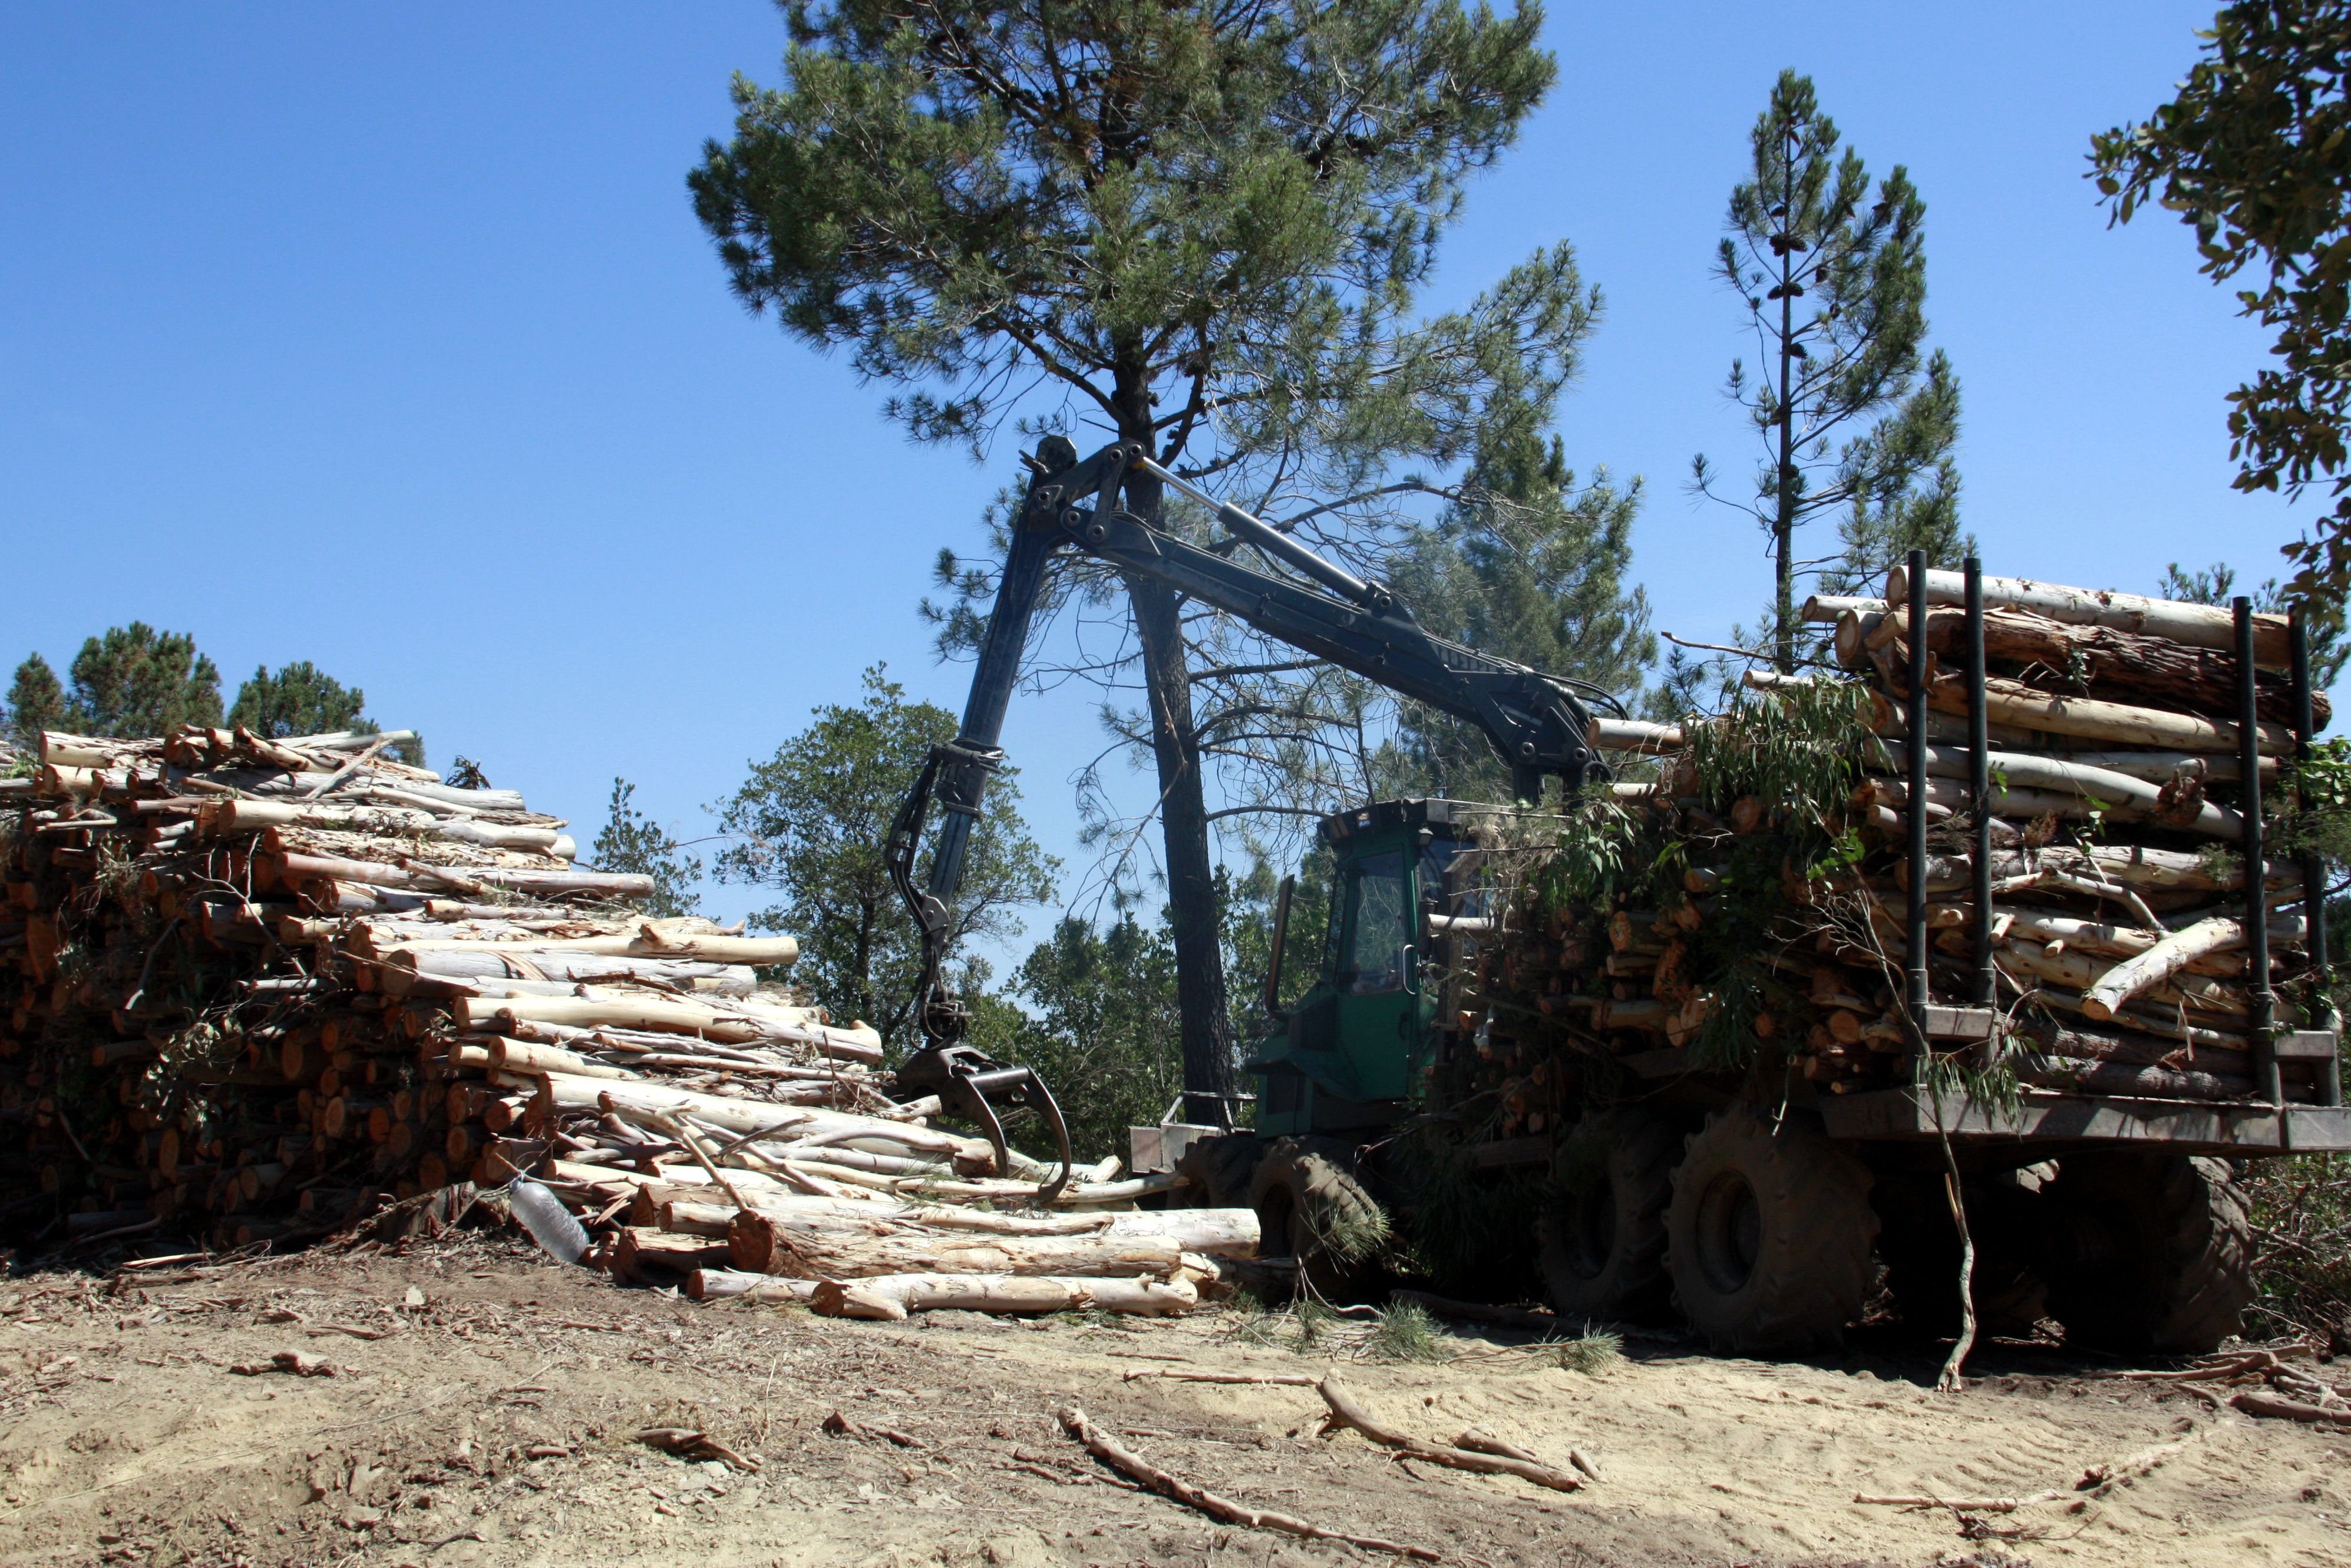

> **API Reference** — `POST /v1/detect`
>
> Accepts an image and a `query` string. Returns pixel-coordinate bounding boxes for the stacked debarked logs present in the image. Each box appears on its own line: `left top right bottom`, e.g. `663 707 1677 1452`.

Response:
1465 569 2333 1115
1 724 1259 1314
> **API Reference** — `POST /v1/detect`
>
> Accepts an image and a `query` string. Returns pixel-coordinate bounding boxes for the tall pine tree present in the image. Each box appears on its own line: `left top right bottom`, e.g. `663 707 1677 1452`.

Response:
692 1 1571 1111
1692 71 1966 670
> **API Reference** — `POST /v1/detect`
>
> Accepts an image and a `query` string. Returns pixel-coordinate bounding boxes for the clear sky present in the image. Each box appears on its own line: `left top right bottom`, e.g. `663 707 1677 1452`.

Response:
0 2 2315 955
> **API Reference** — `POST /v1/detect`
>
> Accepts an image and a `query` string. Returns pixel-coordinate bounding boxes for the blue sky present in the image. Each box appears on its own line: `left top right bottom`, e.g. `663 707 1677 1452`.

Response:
1 3 2313 956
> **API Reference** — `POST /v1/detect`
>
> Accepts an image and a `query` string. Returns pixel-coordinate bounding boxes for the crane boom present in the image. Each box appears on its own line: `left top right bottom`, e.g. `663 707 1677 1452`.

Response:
882 437 1619 1185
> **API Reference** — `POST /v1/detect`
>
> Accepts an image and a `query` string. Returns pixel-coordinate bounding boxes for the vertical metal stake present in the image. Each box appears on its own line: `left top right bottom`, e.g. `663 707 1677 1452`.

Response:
1906 550 1931 1054
2291 605 2341 1107
2237 598 2281 1106
1966 559 1993 1015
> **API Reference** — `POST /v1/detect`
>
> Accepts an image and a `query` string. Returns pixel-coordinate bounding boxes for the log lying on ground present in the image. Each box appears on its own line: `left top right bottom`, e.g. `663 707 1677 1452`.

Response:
729 1211 1201 1279
812 1272 1201 1321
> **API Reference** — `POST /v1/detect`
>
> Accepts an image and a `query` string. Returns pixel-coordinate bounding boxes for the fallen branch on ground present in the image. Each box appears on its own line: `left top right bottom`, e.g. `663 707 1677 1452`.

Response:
635 1427 760 1471
1055 1405 1439 1562
1120 1368 1322 1387
821 1409 923 1448
1854 1490 2064 1513
1315 1370 1584 1492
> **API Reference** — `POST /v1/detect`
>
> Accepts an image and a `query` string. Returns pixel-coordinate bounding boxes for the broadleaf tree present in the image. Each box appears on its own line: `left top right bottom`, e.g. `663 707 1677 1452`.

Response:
711 665 1057 1051
1691 70 1969 672
2092 1 2351 618
693 0 1594 1115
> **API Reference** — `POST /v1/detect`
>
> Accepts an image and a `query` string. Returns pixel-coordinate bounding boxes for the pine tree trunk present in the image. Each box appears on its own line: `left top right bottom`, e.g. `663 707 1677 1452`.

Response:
1117 427 1239 1128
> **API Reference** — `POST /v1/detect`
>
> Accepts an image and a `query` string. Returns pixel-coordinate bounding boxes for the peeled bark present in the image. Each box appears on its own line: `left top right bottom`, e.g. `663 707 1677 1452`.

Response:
2081 915 2244 1022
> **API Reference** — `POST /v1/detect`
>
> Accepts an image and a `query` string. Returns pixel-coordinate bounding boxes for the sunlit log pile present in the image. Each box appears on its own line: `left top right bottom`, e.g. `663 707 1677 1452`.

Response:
0 725 1256 1315
1454 569 2337 1128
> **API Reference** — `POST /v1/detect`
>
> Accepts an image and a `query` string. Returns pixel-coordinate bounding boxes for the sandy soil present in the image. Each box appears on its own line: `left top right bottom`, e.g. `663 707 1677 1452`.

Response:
1 1234 2346 1568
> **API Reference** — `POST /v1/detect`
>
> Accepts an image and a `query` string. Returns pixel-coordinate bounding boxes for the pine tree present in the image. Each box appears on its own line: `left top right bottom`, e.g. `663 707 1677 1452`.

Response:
692 0 1569 1105
1388 397 1655 798
1692 70 1966 670
589 779 704 921
6 624 222 744
227 662 425 765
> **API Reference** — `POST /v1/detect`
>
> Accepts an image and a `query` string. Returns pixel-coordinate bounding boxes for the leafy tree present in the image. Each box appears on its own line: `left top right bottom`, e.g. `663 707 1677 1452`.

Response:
590 779 704 921
2093 1 2351 614
228 661 424 765
1692 70 1966 671
998 913 1183 1161
711 665 1056 1049
694 0 1574 1121
6 624 222 744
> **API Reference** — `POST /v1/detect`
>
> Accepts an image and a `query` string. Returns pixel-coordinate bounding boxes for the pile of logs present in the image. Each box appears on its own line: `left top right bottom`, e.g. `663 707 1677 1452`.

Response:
1 723 1258 1315
1461 569 2336 1119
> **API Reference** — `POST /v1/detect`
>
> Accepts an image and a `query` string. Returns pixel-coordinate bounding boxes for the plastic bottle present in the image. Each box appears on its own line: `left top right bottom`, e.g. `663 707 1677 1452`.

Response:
508 1177 590 1264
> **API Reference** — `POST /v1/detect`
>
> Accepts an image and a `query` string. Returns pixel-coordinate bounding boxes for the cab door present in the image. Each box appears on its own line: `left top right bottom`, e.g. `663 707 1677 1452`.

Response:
1333 846 1419 1102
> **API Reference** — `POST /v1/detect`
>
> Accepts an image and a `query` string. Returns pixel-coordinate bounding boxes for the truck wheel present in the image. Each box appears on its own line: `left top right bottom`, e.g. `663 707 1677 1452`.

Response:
1172 1133 1262 1209
1665 1107 1878 1355
2039 1152 2251 1355
1249 1137 1388 1302
1875 1172 2048 1341
1538 1110 1680 1323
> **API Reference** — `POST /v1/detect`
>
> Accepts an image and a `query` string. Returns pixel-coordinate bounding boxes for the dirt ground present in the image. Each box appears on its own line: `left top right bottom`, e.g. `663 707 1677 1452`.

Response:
2 1233 2346 1568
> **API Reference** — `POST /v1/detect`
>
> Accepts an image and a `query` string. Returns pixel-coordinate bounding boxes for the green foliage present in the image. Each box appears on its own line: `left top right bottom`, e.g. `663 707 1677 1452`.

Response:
1365 1300 1452 1364
226 661 424 766
711 665 1057 1049
7 624 222 745
1543 1329 1622 1373
2093 2 2351 613
1000 913 1183 1163
4 654 65 750
1389 400 1657 798
1692 70 1966 671
590 778 705 922
692 1 1561 458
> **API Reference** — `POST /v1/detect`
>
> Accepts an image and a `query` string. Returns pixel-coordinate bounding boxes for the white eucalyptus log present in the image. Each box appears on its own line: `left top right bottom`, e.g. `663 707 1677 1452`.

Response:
811 1272 1199 1322
2081 915 2247 1023
1886 565 2290 666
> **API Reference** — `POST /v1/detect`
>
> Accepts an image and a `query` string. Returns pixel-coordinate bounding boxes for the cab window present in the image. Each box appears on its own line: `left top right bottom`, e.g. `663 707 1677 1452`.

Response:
1342 851 1410 994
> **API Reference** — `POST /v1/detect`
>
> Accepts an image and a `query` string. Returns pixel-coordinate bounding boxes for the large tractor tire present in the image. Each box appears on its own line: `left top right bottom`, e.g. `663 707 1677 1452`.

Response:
1665 1107 1878 1355
1874 1171 2049 1341
1538 1108 1681 1323
2038 1151 2252 1356
1248 1136 1388 1302
1171 1133 1263 1209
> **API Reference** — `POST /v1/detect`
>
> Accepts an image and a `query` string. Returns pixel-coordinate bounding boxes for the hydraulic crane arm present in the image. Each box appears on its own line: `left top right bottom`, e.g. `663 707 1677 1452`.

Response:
884 437 1619 1193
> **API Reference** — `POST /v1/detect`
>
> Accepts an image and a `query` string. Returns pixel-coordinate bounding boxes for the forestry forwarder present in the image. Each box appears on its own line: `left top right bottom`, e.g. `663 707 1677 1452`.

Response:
882 434 1618 1201
886 438 2351 1356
